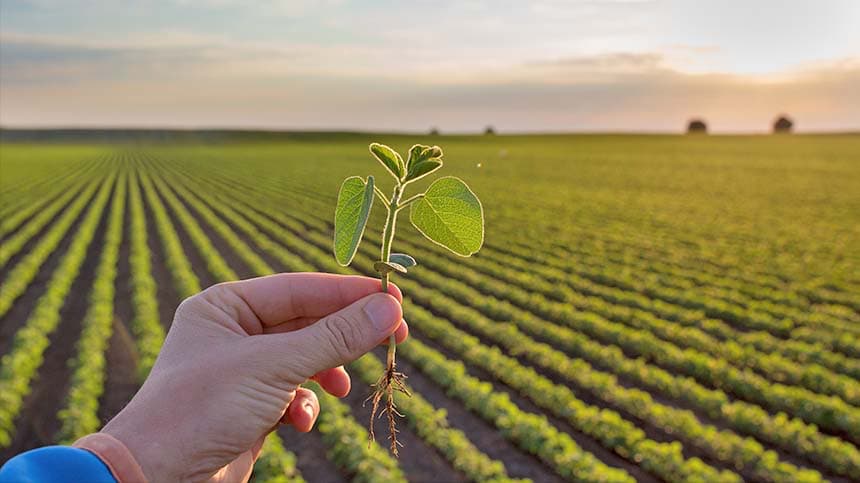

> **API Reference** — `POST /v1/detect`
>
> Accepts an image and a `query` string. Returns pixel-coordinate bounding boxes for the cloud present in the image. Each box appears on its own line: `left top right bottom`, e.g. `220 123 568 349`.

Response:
1 33 857 132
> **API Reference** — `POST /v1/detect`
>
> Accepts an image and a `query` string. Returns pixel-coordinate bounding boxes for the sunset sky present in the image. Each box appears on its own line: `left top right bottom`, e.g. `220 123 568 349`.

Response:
1 0 858 133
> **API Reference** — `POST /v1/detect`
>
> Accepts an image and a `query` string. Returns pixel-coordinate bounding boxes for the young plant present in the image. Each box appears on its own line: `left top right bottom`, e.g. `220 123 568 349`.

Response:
333 142 484 455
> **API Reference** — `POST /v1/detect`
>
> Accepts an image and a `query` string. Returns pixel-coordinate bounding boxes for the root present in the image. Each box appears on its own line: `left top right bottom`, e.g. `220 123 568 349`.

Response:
365 360 411 457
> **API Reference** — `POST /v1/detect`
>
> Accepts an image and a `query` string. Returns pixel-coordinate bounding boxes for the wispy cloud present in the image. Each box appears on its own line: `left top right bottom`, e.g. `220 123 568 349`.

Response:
1 0 858 131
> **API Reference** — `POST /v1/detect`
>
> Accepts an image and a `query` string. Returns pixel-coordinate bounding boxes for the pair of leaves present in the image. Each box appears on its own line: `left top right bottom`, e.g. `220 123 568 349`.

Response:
334 143 484 266
334 175 484 265
370 143 443 183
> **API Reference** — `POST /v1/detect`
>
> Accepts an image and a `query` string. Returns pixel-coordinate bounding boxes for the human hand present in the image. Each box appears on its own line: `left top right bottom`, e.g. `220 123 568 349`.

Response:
102 273 408 482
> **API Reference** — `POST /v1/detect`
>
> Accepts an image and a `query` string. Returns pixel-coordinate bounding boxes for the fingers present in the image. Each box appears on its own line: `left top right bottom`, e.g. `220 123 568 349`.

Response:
255 292 403 381
212 273 403 329
281 387 320 432
312 366 351 397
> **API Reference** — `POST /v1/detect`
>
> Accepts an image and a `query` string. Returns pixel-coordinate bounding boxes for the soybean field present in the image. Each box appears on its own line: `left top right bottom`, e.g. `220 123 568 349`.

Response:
1 133 859 482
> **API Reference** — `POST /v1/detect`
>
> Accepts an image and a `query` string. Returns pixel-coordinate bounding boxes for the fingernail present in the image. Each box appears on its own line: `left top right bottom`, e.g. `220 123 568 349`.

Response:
303 401 314 419
364 295 400 333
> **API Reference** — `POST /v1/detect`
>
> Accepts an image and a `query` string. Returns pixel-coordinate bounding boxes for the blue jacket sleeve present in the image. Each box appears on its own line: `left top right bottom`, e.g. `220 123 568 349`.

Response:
0 446 117 483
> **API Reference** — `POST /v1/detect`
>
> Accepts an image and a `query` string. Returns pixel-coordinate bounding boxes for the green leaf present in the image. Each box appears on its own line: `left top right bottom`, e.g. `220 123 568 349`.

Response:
333 176 375 265
406 159 443 182
410 176 484 256
369 143 405 180
406 144 443 171
389 253 417 268
374 260 408 275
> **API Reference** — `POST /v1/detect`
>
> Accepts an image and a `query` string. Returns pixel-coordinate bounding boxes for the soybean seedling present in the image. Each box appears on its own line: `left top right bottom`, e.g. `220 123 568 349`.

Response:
333 143 484 455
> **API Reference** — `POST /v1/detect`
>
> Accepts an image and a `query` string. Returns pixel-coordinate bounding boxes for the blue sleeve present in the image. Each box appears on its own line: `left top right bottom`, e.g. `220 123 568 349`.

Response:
0 446 117 483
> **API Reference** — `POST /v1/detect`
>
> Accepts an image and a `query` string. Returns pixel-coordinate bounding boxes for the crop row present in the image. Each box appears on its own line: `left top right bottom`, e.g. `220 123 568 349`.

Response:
497 224 857 329
192 168 860 475
500 234 859 334
0 171 116 447
151 158 531 480
126 167 167 380
479 231 859 354
146 167 237 281
340 234 842 478
164 165 740 482
133 160 299 481
155 159 633 481
0 172 96 267
495 240 860 347
303 382 405 483
393 237 860 405
217 170 860 420
541 236 809 310
0 175 104 318
0 157 97 220
0 160 102 239
495 208 854 301
250 435 305 483
140 158 413 481
148 167 273 276
56 169 128 442
350 353 523 482
136 165 201 298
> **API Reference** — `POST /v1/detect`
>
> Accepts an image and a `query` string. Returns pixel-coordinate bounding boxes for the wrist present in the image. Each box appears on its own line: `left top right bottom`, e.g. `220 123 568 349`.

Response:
101 410 183 482
73 432 150 483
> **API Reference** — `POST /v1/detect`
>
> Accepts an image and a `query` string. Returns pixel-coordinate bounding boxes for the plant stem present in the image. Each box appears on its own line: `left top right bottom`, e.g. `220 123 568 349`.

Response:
380 184 403 362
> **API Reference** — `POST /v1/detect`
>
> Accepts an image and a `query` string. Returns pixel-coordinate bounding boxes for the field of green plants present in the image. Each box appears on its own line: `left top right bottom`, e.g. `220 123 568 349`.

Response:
1 133 858 482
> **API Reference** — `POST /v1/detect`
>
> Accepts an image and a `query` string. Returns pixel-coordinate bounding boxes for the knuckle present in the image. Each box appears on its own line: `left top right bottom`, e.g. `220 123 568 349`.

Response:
320 314 362 361
173 293 204 324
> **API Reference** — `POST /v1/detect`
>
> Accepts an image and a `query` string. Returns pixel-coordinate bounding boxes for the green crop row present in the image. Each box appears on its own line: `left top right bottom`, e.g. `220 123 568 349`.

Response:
166 165 736 483
392 237 860 406
138 157 390 481
250 434 305 483
402 290 847 479
157 159 527 481
305 382 406 483
495 226 858 332
491 241 860 378
0 160 102 239
0 174 104 317
0 156 98 220
0 171 96 267
0 171 116 447
350 353 525 483
159 159 634 481
147 165 237 281
196 169 860 477
477 231 859 355
511 231 858 332
133 160 302 482
136 165 201 298
504 241 860 351
203 168 860 432
398 338 637 483
126 167 167 380
56 169 128 442
149 167 274 276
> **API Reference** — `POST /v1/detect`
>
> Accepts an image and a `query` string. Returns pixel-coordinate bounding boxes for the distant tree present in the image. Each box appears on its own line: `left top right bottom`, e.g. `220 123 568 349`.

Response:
484 125 496 136
773 115 793 134
687 119 708 134
429 127 440 136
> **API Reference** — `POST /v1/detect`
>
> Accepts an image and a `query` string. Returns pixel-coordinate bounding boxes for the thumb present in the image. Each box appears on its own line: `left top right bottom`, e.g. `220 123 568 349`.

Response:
252 293 403 382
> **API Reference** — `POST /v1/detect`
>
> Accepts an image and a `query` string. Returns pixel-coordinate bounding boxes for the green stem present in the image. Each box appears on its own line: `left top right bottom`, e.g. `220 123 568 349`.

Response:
380 184 403 365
